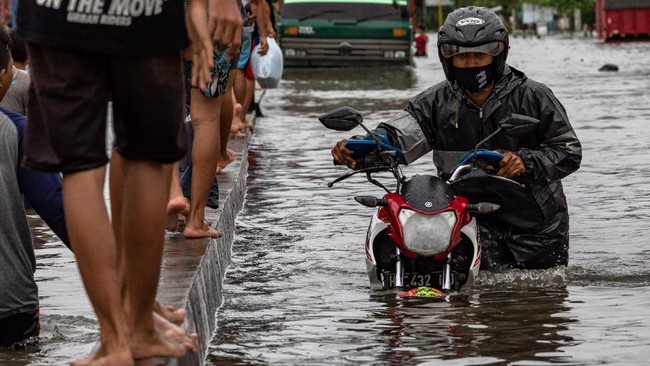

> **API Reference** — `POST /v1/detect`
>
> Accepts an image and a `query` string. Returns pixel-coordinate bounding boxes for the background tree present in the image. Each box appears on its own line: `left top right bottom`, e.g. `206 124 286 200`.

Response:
432 0 594 32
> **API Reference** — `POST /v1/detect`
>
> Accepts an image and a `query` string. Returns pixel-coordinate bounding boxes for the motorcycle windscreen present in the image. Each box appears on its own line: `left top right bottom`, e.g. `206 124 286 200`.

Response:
450 170 544 230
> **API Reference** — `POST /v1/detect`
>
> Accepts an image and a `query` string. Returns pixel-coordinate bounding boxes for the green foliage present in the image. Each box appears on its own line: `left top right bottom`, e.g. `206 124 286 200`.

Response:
449 0 595 28
454 0 594 15
531 0 595 13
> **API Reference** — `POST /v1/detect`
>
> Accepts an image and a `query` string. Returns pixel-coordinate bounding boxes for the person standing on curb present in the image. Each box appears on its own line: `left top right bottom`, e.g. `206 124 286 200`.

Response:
15 0 240 364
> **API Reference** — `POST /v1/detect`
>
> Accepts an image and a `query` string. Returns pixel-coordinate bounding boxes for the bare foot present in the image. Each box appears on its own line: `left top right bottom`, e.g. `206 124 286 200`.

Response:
166 196 189 231
129 323 195 360
133 356 169 365
153 312 198 352
231 130 247 138
72 344 133 366
242 119 254 131
233 103 243 119
183 220 222 239
231 103 247 137
216 148 236 174
153 301 185 325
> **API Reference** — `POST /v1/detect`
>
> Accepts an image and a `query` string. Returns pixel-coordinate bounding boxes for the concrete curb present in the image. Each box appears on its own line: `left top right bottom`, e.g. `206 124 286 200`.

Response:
157 109 257 365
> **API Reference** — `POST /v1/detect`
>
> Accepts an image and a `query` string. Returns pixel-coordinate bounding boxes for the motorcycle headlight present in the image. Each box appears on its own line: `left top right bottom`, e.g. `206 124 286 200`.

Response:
398 209 457 256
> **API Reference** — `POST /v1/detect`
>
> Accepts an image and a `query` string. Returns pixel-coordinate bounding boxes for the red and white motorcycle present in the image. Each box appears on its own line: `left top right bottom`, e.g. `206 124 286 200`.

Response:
320 106 541 298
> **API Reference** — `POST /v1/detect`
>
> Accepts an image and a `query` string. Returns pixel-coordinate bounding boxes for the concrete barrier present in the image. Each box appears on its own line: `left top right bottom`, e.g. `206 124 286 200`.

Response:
157 114 255 365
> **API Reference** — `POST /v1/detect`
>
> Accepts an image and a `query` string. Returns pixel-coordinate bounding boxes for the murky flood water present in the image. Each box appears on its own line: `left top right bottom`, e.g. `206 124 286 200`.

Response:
207 37 650 365
2 36 650 365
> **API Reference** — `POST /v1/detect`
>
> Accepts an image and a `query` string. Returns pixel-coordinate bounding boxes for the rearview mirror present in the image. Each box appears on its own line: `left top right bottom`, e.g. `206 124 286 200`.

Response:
318 106 363 131
499 113 540 137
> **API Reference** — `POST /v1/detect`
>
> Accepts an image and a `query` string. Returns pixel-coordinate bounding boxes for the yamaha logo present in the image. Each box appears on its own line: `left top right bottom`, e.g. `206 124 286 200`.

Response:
456 17 485 26
424 202 433 208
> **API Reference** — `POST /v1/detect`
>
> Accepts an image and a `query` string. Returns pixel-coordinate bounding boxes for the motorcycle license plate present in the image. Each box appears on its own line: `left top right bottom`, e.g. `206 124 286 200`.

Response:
386 272 440 289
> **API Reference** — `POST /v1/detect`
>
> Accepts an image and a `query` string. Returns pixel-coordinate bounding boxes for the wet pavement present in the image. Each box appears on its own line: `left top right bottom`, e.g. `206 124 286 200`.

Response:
158 129 252 366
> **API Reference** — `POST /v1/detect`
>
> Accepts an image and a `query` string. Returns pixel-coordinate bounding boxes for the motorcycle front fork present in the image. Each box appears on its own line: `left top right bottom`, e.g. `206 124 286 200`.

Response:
395 247 404 288
394 248 452 291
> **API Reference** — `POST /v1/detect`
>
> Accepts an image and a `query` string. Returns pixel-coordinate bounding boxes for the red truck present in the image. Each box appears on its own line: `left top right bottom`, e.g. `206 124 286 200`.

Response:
596 0 650 41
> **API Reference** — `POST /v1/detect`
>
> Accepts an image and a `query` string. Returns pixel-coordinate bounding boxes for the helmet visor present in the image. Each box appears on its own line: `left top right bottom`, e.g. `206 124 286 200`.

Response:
440 41 505 58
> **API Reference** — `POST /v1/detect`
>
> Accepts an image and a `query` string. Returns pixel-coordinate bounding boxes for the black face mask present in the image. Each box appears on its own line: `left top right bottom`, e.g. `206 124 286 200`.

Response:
453 64 495 93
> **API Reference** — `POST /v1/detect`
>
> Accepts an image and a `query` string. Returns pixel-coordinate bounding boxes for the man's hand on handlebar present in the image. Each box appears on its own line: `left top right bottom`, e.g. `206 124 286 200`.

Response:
497 151 525 178
332 139 356 169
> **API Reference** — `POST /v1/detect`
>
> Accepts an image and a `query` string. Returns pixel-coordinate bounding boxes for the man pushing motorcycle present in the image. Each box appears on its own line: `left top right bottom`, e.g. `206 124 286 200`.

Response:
331 6 582 271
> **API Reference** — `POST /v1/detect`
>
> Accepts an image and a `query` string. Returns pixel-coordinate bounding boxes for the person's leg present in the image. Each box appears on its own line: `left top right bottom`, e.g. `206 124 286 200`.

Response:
110 153 190 333
217 75 237 172
240 36 257 128
230 87 247 137
232 31 252 121
241 48 257 129
25 43 134 365
166 162 189 230
118 156 195 359
184 89 222 238
241 75 255 126
232 68 247 119
62 167 133 365
109 52 196 358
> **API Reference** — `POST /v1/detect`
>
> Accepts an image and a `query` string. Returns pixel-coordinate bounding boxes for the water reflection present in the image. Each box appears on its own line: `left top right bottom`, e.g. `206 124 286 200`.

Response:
355 272 576 365
280 67 417 114
283 66 417 92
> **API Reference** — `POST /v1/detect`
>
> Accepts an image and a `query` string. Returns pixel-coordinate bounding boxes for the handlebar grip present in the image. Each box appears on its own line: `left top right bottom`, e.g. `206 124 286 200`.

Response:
354 153 383 170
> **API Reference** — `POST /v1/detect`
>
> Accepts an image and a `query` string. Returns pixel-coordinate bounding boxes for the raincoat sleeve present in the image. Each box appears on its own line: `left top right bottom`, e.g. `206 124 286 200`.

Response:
374 89 436 165
516 83 582 185
4 109 71 249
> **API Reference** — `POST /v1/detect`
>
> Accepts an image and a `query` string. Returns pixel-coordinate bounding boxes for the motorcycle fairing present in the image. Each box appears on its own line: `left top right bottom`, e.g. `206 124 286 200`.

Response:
460 217 481 286
365 211 388 290
365 213 481 291
400 175 455 212
364 211 388 265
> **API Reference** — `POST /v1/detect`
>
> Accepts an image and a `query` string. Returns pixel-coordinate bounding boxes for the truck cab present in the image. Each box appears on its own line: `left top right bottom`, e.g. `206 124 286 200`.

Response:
278 0 414 67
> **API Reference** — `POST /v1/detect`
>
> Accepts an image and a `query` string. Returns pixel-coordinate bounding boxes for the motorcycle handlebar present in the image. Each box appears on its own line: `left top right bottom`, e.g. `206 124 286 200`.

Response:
354 150 397 170
327 165 394 188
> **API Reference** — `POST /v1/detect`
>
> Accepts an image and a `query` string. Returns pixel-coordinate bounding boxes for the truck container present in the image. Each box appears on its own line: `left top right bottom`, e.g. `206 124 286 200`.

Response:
596 0 650 41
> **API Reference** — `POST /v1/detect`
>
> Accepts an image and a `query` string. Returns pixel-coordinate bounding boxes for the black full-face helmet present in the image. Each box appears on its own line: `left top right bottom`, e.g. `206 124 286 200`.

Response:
437 6 509 83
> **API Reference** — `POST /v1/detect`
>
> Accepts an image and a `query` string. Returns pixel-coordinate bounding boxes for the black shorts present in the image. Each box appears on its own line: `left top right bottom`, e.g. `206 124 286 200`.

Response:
0 309 40 347
24 43 187 173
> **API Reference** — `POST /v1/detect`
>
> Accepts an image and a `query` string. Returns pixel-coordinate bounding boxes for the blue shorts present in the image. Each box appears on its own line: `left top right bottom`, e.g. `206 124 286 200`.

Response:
237 32 253 70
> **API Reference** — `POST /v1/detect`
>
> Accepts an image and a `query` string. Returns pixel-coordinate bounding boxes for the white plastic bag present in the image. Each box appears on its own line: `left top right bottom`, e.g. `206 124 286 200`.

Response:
251 37 283 89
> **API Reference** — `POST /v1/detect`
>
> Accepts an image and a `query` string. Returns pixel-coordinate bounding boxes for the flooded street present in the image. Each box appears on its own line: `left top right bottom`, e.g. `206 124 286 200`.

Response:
3 36 650 365
208 37 650 365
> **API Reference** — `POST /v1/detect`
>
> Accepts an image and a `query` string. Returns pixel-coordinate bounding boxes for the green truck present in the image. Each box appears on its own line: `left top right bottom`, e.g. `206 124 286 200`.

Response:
278 0 415 67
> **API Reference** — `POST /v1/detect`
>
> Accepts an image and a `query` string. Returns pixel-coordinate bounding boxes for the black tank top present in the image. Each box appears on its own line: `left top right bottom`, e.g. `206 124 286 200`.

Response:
16 0 188 57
